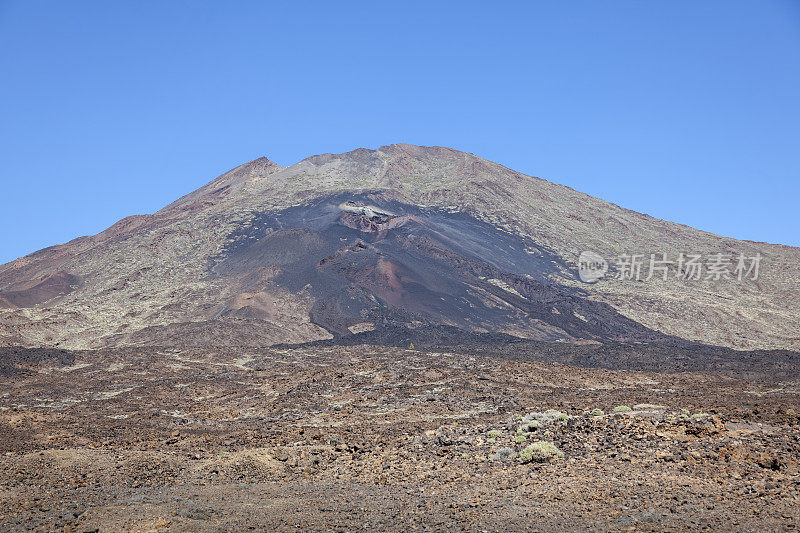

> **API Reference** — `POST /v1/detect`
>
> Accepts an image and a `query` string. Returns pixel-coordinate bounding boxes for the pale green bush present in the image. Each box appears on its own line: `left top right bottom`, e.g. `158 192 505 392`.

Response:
519 441 564 463
517 420 541 433
633 403 664 410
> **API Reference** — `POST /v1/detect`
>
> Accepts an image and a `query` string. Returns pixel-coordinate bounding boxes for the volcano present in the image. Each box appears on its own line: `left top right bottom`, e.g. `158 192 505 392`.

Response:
1 144 798 350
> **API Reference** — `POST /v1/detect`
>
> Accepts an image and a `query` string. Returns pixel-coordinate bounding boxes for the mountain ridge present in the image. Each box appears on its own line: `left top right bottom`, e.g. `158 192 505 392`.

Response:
1 144 798 350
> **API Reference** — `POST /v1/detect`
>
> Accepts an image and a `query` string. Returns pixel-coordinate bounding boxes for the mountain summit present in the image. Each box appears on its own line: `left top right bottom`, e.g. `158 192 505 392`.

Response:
1 144 798 350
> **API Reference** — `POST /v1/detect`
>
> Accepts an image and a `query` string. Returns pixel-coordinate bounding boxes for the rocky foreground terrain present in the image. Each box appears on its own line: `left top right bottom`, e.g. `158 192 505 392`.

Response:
1 345 799 531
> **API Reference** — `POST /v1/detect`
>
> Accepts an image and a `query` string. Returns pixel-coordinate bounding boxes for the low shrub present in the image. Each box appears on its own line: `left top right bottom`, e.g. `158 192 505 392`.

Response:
492 447 516 462
519 441 564 463
521 410 568 425
633 403 665 410
517 420 541 433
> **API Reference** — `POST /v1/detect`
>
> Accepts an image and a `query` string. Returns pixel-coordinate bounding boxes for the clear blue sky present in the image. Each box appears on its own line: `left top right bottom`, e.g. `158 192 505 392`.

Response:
1 1 799 264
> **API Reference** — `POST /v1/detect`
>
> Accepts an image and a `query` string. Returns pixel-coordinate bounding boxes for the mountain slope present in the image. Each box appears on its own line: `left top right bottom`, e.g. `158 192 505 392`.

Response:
1 144 798 350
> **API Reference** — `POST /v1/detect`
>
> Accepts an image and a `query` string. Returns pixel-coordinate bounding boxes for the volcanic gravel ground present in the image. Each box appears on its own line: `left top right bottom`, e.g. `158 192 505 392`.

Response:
1 346 799 531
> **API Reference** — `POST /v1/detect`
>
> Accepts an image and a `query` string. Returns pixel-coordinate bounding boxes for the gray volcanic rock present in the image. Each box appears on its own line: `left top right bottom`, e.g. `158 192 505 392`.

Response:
0 144 798 350
2 344 799 531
